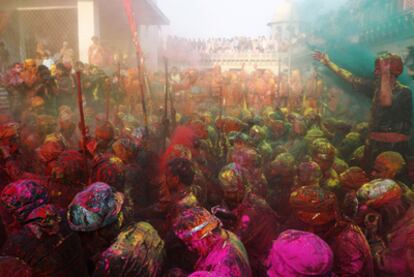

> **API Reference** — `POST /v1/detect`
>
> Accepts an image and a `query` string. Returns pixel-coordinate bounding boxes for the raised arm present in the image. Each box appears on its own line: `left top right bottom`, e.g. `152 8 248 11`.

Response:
313 51 373 90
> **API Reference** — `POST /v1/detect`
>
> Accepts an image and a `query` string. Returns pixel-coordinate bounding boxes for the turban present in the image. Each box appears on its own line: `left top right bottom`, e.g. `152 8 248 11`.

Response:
30 96 45 108
375 151 406 174
173 207 221 241
230 145 262 169
357 179 402 208
0 122 19 140
218 163 246 192
51 150 86 186
25 204 61 239
339 167 369 190
297 161 322 185
90 155 125 191
311 138 336 161
67 182 124 232
94 222 165 277
375 52 403 77
36 141 64 163
1 179 48 222
290 186 337 226
266 230 333 277
95 121 115 141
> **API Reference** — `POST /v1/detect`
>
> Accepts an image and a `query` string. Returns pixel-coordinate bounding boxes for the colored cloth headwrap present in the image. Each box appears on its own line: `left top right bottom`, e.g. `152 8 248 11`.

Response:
36 141 64 163
173 207 221 241
339 167 369 190
25 204 61 239
187 119 208 139
357 179 402 208
375 52 403 77
266 229 333 277
290 186 337 226
95 121 115 140
311 138 336 160
112 138 137 157
375 151 406 174
51 150 86 185
0 122 19 140
215 116 246 134
91 154 126 191
230 145 262 169
1 179 48 222
67 182 124 232
94 222 165 276
297 161 322 184
219 163 246 192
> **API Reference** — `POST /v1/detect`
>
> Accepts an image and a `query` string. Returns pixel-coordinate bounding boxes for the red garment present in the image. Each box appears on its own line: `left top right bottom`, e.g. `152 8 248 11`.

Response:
232 192 279 275
376 205 414 276
327 223 374 277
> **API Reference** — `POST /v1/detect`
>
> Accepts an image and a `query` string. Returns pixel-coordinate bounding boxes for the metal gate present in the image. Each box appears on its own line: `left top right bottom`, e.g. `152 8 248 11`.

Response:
18 6 78 60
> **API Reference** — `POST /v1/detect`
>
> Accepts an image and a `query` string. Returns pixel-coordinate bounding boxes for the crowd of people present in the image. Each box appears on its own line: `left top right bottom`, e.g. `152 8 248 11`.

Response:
166 36 278 55
0 44 413 277
163 36 282 66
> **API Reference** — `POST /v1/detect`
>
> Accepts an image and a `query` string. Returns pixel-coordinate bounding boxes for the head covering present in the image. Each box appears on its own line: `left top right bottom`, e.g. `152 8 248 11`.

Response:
333 157 349 175
339 167 369 190
375 151 406 175
227 131 251 146
90 155 125 191
51 150 87 186
0 122 19 140
0 256 32 277
25 204 62 239
304 128 325 147
1 179 48 222
230 145 262 169
290 186 337 225
30 96 45 108
94 222 165 276
357 179 402 208
173 207 221 241
95 121 115 141
112 138 137 157
218 163 246 192
297 161 322 185
266 230 333 277
67 182 124 232
375 52 403 77
165 144 192 163
36 141 64 163
269 153 295 177
215 116 246 134
187 119 208 139
350 145 365 166
249 125 266 143
311 138 336 161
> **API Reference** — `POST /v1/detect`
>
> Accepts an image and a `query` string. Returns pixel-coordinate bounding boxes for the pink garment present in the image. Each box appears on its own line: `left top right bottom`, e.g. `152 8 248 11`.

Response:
195 230 252 277
377 205 414 276
329 223 374 276
266 229 333 277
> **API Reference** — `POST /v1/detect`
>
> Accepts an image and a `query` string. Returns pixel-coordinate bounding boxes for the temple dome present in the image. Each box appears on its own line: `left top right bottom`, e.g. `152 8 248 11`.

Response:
269 0 298 25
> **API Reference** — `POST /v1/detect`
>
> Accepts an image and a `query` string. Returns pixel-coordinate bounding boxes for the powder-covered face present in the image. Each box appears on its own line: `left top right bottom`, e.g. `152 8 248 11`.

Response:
371 159 394 179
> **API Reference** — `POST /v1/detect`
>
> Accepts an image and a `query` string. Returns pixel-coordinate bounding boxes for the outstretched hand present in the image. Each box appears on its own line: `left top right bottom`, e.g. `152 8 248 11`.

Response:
313 51 329 65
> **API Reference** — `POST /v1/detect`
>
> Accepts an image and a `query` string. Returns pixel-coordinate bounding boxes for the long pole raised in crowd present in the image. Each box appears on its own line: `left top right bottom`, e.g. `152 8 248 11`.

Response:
75 71 89 173
123 0 149 136
163 57 170 151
